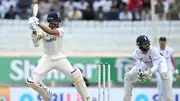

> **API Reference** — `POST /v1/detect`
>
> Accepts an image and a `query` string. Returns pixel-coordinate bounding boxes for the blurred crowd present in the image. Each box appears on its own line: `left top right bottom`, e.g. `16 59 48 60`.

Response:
0 0 180 21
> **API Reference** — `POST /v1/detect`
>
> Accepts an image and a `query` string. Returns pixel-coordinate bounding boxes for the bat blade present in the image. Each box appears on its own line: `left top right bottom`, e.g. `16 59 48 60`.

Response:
33 3 38 17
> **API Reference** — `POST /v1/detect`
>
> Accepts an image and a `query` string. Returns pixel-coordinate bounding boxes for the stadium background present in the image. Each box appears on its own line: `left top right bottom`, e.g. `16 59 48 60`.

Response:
0 0 180 101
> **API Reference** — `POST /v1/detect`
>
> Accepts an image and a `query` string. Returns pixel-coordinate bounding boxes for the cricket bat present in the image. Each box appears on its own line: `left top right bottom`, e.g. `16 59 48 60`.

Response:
33 3 38 17
31 3 39 35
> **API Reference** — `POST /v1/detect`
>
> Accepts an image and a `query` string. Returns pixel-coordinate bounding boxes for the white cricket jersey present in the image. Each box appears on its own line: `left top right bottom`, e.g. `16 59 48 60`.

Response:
158 46 174 70
42 27 66 59
133 47 165 71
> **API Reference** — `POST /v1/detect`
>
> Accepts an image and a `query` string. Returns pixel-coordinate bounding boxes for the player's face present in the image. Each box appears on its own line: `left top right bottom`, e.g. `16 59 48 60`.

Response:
141 43 149 51
159 40 166 49
48 21 59 29
141 43 148 49
138 43 149 53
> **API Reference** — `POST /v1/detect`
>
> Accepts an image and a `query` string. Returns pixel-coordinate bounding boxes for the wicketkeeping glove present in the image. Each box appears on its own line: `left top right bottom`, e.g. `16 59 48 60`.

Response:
138 69 152 82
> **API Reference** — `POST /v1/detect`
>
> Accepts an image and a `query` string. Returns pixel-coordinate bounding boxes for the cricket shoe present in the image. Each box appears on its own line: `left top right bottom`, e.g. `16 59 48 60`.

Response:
26 77 53 101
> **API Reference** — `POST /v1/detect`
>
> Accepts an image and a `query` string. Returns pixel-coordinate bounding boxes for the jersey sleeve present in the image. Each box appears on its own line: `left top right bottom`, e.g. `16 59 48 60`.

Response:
150 47 162 73
133 50 142 69
31 34 41 47
31 31 43 47
56 27 64 36
169 47 174 57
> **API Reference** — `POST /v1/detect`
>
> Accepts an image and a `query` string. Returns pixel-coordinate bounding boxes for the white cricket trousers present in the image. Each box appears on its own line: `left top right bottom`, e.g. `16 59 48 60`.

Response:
32 55 74 82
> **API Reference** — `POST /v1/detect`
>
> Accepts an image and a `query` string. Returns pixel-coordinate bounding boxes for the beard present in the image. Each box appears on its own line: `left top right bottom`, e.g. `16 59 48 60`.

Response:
48 22 59 29
49 24 56 29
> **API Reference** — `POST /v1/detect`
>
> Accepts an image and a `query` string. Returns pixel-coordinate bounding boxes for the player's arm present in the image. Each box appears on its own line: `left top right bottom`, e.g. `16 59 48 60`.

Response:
170 50 179 79
38 24 60 36
172 57 179 79
28 17 43 47
151 48 162 73
133 51 142 70
31 31 43 47
133 51 148 81
137 49 161 81
28 17 60 36
171 57 178 70
170 50 178 70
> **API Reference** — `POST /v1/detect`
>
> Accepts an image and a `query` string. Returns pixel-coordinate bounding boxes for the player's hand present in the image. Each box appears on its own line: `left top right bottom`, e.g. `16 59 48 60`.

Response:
28 17 39 31
148 75 153 82
176 74 179 80
144 69 153 76
28 23 37 31
28 17 39 28
138 69 152 82
29 17 39 25
138 69 152 78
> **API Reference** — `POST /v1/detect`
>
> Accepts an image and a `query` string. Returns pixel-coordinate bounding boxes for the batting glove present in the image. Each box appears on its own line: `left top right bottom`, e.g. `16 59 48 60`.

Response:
29 17 39 25
28 23 37 31
28 17 39 31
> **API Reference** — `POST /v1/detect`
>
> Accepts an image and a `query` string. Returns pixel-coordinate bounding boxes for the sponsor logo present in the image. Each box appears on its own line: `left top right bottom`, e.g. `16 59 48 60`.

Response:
135 93 179 101
20 92 96 101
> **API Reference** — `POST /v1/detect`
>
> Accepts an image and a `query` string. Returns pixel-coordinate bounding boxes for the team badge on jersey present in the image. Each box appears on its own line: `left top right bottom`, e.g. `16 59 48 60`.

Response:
44 34 56 42
149 56 152 60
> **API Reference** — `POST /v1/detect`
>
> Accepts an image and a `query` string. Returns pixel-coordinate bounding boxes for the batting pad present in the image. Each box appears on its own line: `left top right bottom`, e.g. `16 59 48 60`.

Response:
26 77 53 100
123 73 133 101
160 72 173 101
69 68 90 101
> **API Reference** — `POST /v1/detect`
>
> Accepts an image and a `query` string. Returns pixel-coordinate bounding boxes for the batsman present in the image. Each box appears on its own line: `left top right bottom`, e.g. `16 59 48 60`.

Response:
26 11 93 101
123 35 173 101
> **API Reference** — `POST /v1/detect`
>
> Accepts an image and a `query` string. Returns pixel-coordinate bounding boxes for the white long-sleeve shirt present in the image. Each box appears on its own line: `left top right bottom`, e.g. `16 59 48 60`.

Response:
32 27 66 59
158 46 174 70
133 47 165 73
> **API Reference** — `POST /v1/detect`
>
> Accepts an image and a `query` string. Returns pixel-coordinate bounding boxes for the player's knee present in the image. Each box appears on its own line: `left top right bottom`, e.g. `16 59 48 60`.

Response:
26 77 35 85
69 68 84 84
26 72 42 84
26 77 43 88
160 72 170 80
31 71 44 83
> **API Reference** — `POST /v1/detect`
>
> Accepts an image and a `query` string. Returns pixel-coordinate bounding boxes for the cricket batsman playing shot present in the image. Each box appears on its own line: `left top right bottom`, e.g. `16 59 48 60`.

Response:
26 11 93 101
123 35 173 101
